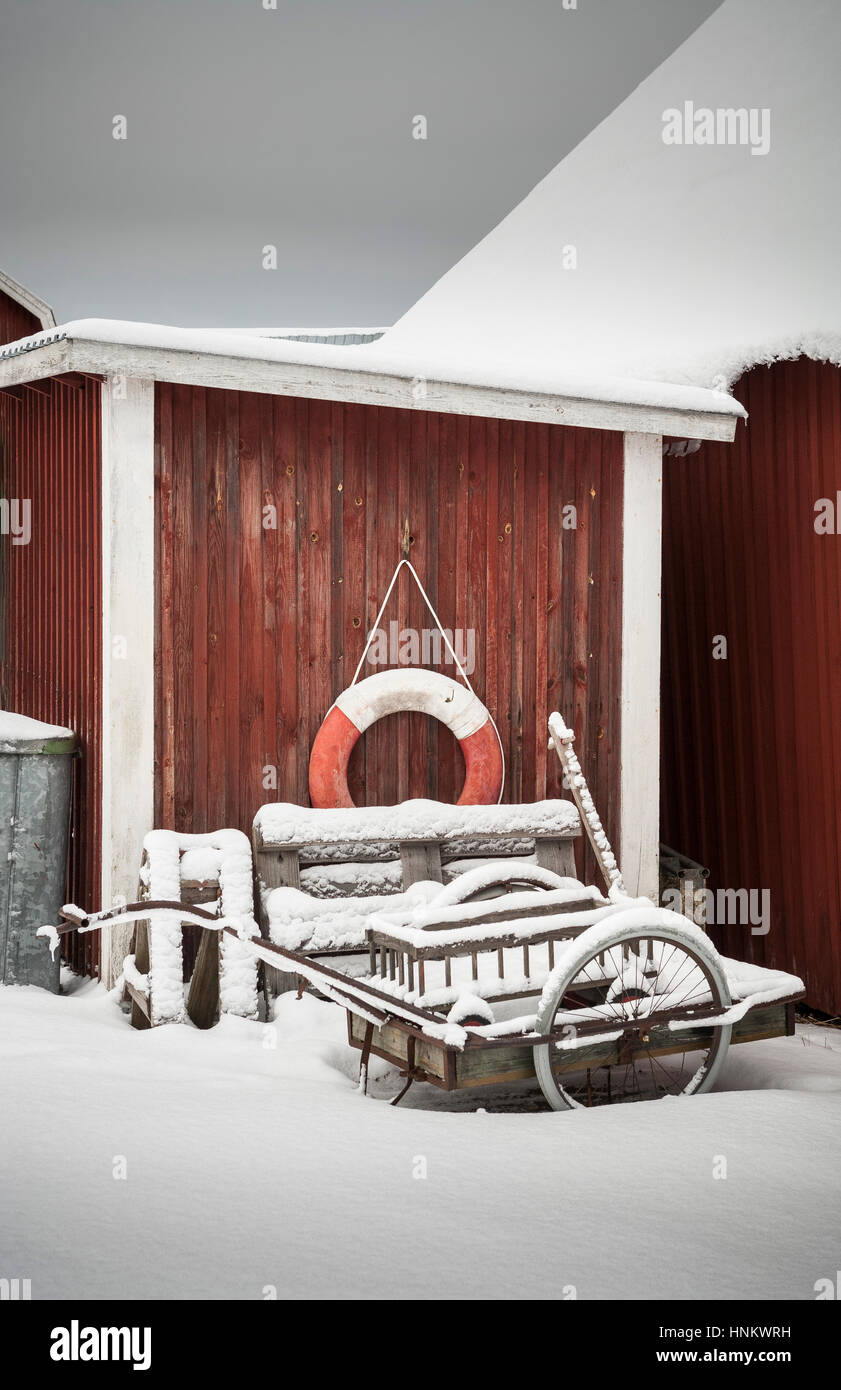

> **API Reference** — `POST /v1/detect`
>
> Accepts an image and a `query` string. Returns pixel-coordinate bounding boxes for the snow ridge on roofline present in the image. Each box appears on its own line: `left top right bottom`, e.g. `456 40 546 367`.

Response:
652 331 841 395
0 317 745 422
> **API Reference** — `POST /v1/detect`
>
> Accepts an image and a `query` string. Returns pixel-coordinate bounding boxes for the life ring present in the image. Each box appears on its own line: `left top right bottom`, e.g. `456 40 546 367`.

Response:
309 668 504 808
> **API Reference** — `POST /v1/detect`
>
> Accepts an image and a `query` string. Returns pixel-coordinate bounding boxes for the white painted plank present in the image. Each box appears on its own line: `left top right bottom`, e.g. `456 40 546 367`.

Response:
100 377 156 989
0 337 739 441
620 432 662 900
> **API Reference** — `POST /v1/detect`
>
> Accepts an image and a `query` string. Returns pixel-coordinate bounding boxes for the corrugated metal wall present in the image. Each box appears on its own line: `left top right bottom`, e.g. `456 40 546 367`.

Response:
662 357 841 1015
0 368 103 976
155 386 624 884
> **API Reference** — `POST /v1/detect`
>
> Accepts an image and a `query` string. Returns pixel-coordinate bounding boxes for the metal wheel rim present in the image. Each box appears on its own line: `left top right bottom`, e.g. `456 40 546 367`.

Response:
533 926 732 1110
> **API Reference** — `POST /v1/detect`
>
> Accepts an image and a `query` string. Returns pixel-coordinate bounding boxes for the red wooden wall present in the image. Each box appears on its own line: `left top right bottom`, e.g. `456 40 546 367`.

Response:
155 386 624 882
662 358 841 1015
0 364 103 975
0 295 41 347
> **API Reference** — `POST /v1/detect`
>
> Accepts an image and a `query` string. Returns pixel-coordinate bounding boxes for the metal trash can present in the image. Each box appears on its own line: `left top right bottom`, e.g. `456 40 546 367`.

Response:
0 712 77 991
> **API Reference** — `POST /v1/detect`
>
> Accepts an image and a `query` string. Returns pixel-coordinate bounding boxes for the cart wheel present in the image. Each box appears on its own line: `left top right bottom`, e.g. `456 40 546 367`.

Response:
533 919 732 1110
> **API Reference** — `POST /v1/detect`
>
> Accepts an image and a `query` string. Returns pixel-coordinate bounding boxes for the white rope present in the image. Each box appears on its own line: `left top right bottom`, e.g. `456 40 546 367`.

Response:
350 559 470 690
349 557 506 802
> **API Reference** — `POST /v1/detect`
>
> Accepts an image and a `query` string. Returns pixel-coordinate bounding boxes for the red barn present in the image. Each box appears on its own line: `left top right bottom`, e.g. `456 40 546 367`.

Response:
0 276 739 985
2 0 840 1017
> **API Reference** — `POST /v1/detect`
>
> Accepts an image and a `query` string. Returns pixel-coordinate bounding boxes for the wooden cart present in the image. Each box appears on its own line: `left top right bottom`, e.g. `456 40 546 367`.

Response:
51 866 804 1111
47 716 805 1110
239 869 805 1109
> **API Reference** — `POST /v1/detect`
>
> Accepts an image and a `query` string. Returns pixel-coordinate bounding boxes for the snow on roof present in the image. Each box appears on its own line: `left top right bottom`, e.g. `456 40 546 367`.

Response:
381 0 841 392
4 1 831 421
0 316 744 424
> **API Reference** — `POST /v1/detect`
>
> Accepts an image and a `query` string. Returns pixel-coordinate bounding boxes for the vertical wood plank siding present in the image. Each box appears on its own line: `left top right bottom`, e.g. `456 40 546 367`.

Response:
0 296 41 346
0 376 103 975
155 387 623 885
662 358 841 1015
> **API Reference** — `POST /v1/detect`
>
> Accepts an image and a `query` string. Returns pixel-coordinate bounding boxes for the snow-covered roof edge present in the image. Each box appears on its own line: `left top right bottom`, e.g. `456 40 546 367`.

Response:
0 317 744 441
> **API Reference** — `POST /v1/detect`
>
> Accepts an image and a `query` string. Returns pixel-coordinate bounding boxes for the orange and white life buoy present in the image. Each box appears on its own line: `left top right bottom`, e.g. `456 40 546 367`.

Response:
309 668 504 808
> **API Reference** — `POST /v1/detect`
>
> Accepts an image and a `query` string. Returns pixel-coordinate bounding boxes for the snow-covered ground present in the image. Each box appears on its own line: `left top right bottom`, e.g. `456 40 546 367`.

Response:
1 974 839 1301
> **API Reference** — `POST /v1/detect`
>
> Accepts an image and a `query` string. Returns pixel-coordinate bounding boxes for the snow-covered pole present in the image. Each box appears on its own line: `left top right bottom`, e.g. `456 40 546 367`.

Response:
547 712 626 897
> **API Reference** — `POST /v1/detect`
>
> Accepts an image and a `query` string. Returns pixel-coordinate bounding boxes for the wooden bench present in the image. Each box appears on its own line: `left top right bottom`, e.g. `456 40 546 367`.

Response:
251 799 582 991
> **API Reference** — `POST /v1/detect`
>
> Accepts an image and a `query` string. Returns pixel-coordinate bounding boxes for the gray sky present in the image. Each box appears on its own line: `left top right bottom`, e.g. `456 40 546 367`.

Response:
1 0 721 328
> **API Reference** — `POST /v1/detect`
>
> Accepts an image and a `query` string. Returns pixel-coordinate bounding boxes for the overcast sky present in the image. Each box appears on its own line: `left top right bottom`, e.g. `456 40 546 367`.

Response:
1 0 721 328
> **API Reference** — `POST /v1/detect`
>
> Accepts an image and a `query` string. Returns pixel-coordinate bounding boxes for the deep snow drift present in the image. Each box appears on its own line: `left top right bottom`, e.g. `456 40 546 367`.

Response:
1 975 839 1301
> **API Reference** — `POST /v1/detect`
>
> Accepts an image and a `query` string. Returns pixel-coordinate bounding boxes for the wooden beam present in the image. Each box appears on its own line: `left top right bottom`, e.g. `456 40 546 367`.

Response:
124 981 151 1020
99 377 156 990
263 824 578 851
400 841 443 886
0 338 70 387
186 928 220 1029
535 837 577 877
619 432 662 899
0 336 741 441
54 371 101 389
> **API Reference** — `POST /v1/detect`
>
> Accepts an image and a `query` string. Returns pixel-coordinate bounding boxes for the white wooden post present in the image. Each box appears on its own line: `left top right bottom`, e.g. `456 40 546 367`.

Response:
620 432 662 900
100 376 156 988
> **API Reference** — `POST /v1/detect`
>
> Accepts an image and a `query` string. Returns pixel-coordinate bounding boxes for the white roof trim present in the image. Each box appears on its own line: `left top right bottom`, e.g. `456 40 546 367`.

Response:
0 271 56 332
0 320 742 441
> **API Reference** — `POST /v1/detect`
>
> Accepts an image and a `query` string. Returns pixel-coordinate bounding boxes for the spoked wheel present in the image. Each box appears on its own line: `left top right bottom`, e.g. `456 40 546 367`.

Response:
533 919 732 1110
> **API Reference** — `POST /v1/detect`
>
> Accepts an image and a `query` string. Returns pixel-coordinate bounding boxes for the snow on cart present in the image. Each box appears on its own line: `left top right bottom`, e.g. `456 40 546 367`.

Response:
40 714 804 1110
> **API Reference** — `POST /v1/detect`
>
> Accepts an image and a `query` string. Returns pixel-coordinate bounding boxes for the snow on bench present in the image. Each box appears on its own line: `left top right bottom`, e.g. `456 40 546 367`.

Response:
265 880 442 953
253 799 583 962
254 798 580 848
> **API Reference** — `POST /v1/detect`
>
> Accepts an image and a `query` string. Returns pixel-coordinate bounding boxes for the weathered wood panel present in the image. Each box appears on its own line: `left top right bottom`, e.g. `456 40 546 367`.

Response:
662 358 841 1015
155 388 623 882
0 371 103 975
349 1001 793 1092
0 292 41 349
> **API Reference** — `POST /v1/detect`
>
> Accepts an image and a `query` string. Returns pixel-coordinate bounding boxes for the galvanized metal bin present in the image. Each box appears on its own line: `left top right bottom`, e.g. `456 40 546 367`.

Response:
0 713 77 991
